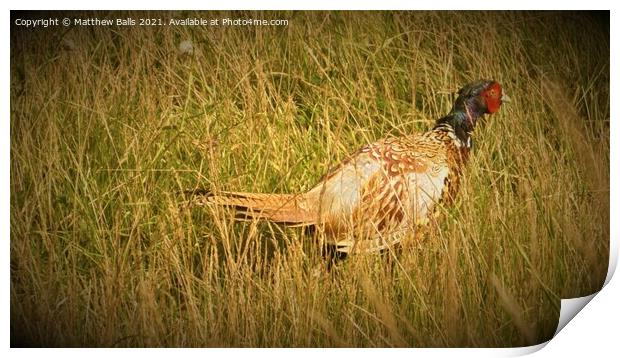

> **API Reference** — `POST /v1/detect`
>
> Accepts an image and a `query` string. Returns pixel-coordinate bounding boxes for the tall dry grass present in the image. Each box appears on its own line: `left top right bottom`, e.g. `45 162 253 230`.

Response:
10 11 609 347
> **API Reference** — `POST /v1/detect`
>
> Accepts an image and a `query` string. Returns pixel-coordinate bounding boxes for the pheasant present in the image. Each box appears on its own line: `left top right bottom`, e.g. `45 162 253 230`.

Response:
188 80 509 254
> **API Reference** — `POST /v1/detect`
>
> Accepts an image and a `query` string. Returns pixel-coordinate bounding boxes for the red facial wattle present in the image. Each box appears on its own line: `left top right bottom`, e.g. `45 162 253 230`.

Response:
483 82 503 114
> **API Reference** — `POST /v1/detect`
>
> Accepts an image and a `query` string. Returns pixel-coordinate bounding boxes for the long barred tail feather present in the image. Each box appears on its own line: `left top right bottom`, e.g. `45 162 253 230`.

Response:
184 189 316 226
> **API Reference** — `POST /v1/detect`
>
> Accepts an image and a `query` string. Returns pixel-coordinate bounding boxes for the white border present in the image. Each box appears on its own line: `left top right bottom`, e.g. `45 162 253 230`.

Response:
4 2 617 356
4 0 617 10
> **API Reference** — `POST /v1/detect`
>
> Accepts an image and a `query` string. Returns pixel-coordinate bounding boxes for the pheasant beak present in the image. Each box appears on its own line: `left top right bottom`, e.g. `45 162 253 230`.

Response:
501 93 512 103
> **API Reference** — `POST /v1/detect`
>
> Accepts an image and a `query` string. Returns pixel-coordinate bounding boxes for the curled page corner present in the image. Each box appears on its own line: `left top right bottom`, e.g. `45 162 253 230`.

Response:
508 237 617 356
505 293 601 356
554 293 597 337
550 234 617 339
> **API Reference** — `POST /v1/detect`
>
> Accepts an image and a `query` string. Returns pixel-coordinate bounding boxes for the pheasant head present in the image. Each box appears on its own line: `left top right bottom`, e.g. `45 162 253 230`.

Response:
436 80 509 144
454 80 508 116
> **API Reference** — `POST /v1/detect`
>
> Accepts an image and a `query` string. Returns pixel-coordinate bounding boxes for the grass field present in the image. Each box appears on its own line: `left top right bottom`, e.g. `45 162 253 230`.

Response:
10 11 609 347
